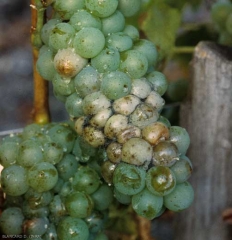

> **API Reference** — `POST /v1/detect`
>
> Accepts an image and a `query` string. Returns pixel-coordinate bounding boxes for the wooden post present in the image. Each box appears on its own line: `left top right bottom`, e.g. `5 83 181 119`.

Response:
174 42 232 239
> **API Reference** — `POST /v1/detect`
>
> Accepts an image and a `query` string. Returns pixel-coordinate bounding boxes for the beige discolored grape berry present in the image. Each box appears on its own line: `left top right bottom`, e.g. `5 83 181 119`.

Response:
131 78 152 99
152 141 179 167
82 126 105 148
122 138 152 165
113 95 141 116
82 91 111 115
142 122 169 145
54 48 88 78
145 91 165 112
89 108 113 128
106 142 122 163
117 125 141 144
129 103 159 128
104 114 128 139
75 116 87 135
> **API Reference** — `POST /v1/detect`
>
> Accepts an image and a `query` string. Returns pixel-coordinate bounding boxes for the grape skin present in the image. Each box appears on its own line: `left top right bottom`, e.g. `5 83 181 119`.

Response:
1 165 29 196
0 207 24 234
164 182 194 212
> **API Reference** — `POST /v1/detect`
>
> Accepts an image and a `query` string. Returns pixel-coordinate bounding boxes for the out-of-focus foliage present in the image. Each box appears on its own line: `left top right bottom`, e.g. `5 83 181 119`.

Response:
139 0 181 61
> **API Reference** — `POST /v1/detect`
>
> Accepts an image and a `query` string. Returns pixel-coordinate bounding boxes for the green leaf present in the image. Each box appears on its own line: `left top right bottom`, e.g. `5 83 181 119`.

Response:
139 0 181 61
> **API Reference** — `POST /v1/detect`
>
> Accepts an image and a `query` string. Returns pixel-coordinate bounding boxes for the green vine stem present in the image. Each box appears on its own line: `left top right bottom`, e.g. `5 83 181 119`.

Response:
30 0 50 124
173 46 195 54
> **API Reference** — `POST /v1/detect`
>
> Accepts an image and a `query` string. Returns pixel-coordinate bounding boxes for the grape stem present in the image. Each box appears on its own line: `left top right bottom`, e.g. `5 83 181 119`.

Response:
135 215 156 240
173 46 195 54
30 0 50 124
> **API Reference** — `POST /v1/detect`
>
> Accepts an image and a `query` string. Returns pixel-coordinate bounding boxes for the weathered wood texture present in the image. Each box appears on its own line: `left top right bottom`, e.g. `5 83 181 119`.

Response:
174 41 232 240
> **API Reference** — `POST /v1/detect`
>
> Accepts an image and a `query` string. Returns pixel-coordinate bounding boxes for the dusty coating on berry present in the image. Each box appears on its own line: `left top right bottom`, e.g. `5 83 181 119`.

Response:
121 138 152 165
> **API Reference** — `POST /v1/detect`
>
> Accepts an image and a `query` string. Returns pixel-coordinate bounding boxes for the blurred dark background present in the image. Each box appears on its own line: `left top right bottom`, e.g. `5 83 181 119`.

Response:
0 0 68 132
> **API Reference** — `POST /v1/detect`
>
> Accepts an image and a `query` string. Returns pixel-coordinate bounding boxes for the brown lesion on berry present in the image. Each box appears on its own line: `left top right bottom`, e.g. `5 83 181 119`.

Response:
56 59 75 77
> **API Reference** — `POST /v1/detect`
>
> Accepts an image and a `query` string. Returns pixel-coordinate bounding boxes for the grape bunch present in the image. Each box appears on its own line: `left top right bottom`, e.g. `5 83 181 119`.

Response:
36 0 194 220
0 123 112 239
211 0 232 46
0 0 194 239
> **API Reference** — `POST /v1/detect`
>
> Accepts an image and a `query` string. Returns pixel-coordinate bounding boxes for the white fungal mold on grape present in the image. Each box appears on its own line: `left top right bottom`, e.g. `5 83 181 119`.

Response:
104 114 128 139
82 126 105 148
113 95 141 116
131 78 152 99
116 125 141 144
54 48 88 78
129 103 159 128
89 108 113 128
145 91 165 112
121 138 153 165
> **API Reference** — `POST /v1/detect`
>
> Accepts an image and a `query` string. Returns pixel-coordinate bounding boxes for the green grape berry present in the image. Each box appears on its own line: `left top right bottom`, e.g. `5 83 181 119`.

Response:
120 50 148 79
36 49 56 81
53 0 85 20
69 9 102 31
27 162 58 192
133 39 158 67
0 207 24 234
169 126 190 155
57 217 89 240
147 71 168 96
65 191 94 218
1 165 29 196
56 154 79 181
118 0 141 17
74 66 100 98
164 182 194 212
91 47 120 73
113 162 146 195
101 10 125 36
85 0 118 18
123 25 139 42
91 184 113 211
132 188 163 220
106 32 133 52
101 71 132 100
49 23 75 51
0 141 19 167
170 156 193 184
73 27 105 58
41 18 61 45
72 166 101 194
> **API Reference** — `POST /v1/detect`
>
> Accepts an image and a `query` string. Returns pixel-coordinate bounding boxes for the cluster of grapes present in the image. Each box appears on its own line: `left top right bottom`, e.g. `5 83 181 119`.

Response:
0 0 194 239
211 1 232 46
38 0 194 219
0 123 112 240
